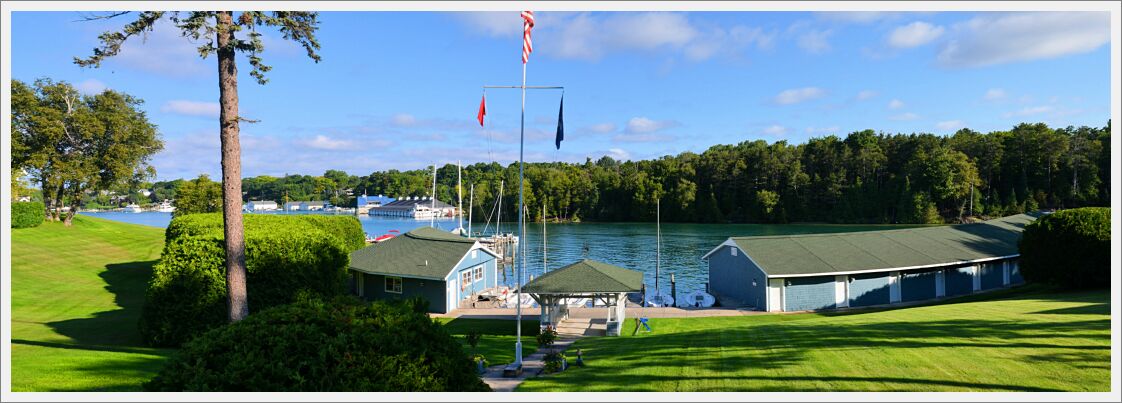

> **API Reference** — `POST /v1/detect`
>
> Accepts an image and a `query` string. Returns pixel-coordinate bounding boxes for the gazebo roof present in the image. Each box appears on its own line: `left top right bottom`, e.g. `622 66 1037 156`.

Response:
522 259 644 294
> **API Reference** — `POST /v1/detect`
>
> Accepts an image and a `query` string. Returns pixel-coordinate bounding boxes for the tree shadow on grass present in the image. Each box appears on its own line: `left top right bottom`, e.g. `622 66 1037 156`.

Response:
526 303 1110 391
47 260 157 347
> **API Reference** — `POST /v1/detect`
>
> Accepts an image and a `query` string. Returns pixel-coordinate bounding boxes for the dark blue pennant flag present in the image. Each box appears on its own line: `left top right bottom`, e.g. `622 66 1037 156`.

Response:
555 94 564 149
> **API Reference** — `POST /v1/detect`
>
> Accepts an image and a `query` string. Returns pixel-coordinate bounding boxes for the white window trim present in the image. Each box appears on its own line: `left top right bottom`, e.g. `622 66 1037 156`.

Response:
385 276 403 294
473 266 484 281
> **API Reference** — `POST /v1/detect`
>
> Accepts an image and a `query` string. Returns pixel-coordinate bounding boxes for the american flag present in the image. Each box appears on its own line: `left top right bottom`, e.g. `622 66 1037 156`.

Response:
521 11 534 64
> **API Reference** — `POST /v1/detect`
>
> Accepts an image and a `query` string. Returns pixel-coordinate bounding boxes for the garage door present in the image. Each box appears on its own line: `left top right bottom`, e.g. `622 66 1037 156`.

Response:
944 266 974 297
979 263 1004 290
901 269 938 302
848 272 890 307
783 276 836 311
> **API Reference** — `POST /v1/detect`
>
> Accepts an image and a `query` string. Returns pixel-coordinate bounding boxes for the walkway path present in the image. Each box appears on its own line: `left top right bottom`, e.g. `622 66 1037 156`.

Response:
480 318 601 392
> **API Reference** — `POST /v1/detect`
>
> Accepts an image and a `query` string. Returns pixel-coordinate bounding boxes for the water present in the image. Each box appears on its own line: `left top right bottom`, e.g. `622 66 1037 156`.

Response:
81 211 916 297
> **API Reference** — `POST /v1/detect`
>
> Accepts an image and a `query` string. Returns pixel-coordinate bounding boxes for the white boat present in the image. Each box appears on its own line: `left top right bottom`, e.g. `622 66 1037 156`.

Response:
123 204 143 213
156 203 175 213
679 290 716 308
645 294 675 307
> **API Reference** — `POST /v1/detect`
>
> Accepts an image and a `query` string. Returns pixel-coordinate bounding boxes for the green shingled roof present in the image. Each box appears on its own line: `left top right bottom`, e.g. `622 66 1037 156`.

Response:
727 213 1038 277
522 259 644 294
349 226 481 280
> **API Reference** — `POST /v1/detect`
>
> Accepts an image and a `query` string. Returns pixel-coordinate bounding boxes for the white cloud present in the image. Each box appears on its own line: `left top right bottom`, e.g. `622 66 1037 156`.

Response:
456 12 523 37
887 99 905 109
774 87 825 105
75 79 108 95
161 100 220 117
391 113 417 126
531 12 773 62
805 126 840 135
607 148 631 161
1003 105 1054 118
762 125 789 136
889 112 921 121
855 90 878 101
887 21 945 48
797 29 833 54
613 133 674 143
624 117 677 134
815 12 902 24
984 88 1007 101
937 12 1109 68
936 120 965 130
110 21 210 78
587 123 618 134
302 135 354 151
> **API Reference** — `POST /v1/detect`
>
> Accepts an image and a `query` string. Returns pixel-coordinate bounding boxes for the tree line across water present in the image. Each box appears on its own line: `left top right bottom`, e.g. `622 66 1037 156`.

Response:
170 120 1109 224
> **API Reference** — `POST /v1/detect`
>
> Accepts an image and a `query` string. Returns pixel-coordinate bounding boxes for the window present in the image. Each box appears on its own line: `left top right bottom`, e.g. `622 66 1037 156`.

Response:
461 270 472 290
731 247 738 256
474 266 484 281
384 276 402 294
471 250 478 259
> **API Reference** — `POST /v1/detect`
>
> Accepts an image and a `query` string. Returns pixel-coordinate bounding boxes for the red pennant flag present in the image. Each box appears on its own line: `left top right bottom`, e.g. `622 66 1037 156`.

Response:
477 94 486 127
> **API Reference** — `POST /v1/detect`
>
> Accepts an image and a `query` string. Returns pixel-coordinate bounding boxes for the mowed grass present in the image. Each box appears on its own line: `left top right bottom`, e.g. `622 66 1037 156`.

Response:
10 215 172 391
519 286 1110 392
435 318 539 366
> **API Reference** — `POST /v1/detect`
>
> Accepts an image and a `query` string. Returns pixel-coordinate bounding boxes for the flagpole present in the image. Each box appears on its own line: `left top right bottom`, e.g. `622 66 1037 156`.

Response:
515 58 527 369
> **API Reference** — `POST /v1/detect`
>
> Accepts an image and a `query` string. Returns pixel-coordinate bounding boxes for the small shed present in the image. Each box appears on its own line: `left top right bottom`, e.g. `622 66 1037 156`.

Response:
348 227 500 314
522 259 643 336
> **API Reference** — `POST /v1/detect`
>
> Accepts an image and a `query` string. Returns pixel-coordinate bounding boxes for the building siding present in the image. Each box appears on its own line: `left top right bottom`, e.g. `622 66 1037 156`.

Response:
979 262 1004 290
848 272 891 307
944 266 975 297
358 273 448 313
449 248 499 304
783 276 836 311
900 269 939 302
707 245 768 309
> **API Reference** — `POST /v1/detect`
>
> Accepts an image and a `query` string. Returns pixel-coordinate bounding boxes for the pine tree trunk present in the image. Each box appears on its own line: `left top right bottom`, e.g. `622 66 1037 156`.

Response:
217 11 249 322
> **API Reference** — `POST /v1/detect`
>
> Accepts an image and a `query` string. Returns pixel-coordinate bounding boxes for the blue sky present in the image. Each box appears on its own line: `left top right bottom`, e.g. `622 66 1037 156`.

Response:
10 11 1112 181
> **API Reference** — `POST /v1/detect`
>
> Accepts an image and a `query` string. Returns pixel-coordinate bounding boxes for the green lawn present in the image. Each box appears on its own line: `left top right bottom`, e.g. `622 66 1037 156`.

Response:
436 318 539 366
10 216 172 391
518 286 1110 391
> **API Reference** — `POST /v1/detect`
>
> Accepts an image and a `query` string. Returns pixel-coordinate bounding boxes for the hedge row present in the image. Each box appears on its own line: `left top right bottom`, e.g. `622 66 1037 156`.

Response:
1019 207 1110 289
166 213 365 251
11 201 45 228
140 213 365 347
146 295 490 391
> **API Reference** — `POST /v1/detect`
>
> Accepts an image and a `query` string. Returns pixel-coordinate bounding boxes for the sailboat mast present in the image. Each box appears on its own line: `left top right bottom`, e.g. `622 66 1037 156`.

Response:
542 201 547 273
430 164 437 228
656 198 661 297
468 183 474 237
457 160 463 232
497 180 504 236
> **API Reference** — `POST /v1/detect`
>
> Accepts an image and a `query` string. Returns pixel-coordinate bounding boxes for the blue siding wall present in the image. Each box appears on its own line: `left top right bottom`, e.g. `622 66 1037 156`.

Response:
358 272 448 313
848 272 890 307
1009 260 1024 284
979 262 1004 290
944 266 974 297
901 269 938 302
707 245 768 309
783 276 836 311
448 248 499 303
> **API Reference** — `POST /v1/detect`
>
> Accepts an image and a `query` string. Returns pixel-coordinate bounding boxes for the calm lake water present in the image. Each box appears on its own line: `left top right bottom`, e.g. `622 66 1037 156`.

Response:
81 211 916 296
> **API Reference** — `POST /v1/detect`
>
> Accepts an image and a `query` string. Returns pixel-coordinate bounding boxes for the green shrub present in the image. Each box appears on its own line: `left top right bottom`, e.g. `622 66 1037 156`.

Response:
140 214 359 347
1019 208 1110 289
165 213 365 251
11 201 45 228
145 296 490 392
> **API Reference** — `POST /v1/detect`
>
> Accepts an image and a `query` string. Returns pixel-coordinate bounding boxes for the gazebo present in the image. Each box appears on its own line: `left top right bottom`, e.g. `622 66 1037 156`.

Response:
522 259 643 336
